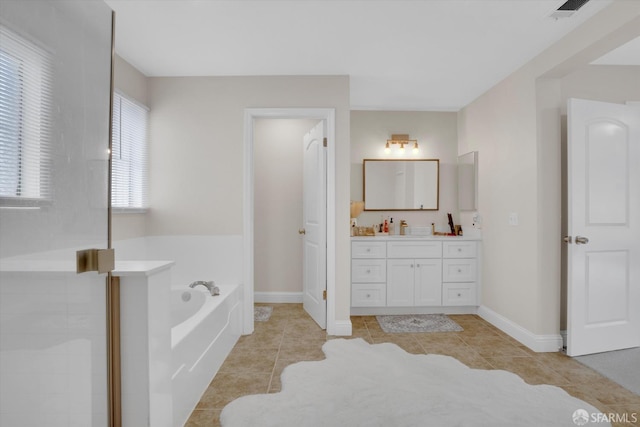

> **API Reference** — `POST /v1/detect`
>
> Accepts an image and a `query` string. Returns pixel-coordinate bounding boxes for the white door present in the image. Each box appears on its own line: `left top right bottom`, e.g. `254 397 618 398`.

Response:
566 98 640 356
302 121 327 329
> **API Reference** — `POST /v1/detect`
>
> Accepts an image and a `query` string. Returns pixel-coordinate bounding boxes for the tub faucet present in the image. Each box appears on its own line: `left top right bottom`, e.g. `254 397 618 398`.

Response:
189 280 220 296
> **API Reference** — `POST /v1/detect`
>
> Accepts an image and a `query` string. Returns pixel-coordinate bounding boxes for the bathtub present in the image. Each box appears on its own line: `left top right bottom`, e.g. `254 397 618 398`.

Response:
171 284 242 427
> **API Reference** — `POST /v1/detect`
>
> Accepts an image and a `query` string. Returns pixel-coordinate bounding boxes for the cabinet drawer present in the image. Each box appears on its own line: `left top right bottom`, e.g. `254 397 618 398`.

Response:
387 241 442 259
352 259 386 283
352 241 386 258
351 283 386 307
442 259 477 282
443 241 477 258
442 283 477 306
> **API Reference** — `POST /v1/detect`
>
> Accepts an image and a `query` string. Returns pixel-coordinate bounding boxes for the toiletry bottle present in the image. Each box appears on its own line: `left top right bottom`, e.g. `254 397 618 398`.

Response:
389 218 395 235
383 219 389 233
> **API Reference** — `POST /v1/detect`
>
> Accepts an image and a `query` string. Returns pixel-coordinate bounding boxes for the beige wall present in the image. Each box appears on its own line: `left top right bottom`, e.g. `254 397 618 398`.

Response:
560 65 640 111
350 111 459 231
147 75 352 322
112 55 149 241
254 118 319 294
458 0 640 337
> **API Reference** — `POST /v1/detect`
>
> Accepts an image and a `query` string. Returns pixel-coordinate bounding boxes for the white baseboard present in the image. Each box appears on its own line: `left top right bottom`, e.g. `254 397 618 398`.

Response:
329 320 353 336
254 291 303 303
477 305 563 353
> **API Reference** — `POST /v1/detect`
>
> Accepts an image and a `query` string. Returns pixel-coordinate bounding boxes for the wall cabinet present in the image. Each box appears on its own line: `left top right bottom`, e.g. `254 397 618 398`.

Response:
351 238 479 312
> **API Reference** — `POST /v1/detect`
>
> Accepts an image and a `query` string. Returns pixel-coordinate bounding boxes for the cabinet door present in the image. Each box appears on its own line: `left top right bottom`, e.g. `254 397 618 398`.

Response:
443 283 477 306
443 241 477 258
351 283 386 307
443 258 477 282
352 259 386 283
414 259 443 306
386 259 415 306
352 241 386 258
387 241 442 258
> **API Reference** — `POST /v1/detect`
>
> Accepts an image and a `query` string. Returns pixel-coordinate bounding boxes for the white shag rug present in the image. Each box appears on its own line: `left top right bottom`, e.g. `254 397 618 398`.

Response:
220 338 609 427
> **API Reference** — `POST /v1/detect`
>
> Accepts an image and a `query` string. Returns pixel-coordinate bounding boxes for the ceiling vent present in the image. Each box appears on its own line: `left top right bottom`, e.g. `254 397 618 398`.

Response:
549 0 591 19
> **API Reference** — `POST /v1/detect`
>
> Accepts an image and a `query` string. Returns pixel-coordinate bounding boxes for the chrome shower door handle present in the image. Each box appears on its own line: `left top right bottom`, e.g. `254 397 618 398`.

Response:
575 236 589 245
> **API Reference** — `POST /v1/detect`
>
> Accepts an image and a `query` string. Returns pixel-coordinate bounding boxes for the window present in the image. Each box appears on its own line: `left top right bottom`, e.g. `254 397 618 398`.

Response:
111 92 148 211
0 25 52 207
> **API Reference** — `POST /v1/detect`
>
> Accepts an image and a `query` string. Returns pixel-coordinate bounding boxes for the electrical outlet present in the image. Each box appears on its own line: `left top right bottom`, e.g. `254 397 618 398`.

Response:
472 213 482 229
508 212 519 226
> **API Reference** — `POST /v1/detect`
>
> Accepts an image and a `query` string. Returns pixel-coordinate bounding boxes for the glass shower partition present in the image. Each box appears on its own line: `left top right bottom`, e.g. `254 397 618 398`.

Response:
0 1 114 426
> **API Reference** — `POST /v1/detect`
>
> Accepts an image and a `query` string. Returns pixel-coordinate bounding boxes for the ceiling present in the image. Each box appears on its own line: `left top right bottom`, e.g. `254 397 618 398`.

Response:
105 0 636 111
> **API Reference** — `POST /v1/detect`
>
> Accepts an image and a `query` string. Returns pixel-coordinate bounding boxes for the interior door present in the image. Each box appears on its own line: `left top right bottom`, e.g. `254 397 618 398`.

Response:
0 1 114 425
566 98 640 356
302 121 327 329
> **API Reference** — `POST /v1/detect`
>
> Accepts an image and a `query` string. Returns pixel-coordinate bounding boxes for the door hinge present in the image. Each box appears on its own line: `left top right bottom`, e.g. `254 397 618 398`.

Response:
323 137 327 147
323 289 327 300
76 248 115 274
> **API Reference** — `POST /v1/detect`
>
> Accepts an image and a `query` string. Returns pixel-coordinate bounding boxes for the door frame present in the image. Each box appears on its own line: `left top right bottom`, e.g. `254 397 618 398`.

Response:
243 108 336 335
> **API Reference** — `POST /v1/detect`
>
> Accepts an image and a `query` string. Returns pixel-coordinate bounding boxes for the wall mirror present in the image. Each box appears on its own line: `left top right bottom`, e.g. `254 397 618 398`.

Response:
458 151 478 211
363 159 439 211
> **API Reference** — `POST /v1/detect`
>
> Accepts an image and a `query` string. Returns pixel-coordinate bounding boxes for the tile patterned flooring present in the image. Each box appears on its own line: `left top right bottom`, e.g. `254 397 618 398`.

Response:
186 304 640 427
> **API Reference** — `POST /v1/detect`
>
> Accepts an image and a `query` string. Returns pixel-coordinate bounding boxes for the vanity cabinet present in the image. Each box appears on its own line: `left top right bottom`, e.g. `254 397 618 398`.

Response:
351 238 480 313
351 241 387 307
387 258 442 306
442 241 477 306
386 241 442 307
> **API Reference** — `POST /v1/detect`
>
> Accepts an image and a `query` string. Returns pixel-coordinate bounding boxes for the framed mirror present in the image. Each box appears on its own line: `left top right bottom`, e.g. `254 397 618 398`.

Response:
363 159 439 211
458 151 477 211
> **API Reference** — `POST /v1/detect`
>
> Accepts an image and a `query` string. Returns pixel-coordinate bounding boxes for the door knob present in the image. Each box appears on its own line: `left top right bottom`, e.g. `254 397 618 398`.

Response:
575 236 589 245
298 228 306 235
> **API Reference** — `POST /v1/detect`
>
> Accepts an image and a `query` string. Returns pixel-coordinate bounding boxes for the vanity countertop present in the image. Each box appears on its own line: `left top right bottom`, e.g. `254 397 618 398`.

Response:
351 233 481 241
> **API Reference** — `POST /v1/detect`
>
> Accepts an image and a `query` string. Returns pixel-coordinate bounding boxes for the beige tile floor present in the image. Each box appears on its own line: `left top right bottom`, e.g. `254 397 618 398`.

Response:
186 304 640 427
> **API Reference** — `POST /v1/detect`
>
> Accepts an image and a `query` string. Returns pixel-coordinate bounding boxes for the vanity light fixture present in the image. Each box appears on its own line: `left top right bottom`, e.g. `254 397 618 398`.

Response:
385 134 419 155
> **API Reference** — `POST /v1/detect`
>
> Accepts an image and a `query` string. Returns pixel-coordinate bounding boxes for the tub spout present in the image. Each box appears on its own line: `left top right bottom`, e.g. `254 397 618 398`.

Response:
189 280 220 296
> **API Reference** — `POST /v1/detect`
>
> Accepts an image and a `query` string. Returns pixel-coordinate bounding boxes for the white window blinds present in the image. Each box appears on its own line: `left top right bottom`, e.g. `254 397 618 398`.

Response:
111 92 148 211
0 25 53 206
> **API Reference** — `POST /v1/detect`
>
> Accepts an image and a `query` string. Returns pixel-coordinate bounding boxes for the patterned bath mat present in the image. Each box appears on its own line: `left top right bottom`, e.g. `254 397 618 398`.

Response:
376 314 463 333
254 306 273 322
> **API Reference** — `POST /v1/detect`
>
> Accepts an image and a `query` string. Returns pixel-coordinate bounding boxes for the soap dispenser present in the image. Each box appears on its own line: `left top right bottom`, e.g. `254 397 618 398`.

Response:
389 218 395 235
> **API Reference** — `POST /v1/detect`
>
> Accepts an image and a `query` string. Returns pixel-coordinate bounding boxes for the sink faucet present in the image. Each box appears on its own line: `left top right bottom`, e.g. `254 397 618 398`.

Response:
189 280 220 296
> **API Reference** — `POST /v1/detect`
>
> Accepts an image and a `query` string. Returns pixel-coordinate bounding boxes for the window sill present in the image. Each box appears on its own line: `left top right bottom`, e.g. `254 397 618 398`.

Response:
112 208 148 214
0 197 52 209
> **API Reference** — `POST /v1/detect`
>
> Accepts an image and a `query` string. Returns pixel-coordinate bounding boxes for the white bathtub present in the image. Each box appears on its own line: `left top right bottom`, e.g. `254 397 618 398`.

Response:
171 284 242 427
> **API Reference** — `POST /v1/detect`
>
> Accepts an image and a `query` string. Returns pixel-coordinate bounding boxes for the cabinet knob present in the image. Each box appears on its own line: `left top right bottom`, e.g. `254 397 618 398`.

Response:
457 293 462 297
458 268 462 273
457 248 462 252
366 248 371 252
366 293 371 298
366 269 371 274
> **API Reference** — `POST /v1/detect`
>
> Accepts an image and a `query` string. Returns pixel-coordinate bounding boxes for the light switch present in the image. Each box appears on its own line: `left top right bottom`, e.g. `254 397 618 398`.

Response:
508 212 519 226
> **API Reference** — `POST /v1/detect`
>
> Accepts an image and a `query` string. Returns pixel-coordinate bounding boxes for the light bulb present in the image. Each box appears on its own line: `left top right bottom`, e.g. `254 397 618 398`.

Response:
384 142 391 154
412 142 419 154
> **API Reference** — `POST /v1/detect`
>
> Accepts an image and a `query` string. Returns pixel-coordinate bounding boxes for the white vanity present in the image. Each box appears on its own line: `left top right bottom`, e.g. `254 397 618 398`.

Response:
351 235 481 315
